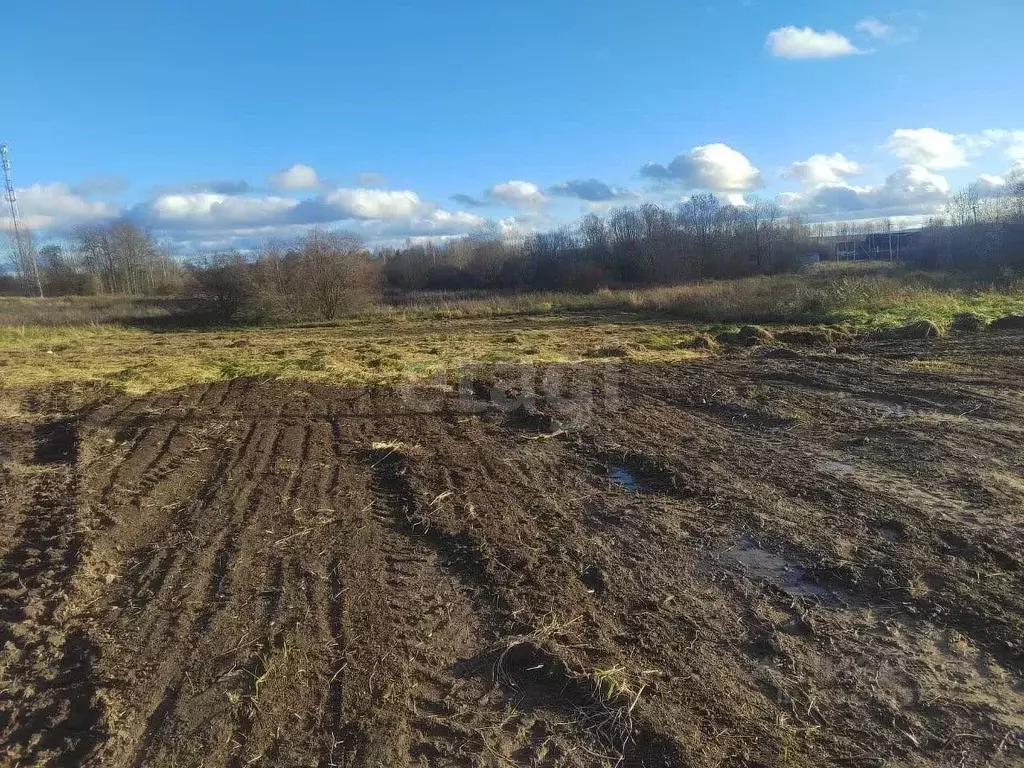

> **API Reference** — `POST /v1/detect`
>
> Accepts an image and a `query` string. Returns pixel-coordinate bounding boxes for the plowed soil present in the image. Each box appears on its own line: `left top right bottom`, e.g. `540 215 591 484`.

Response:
2 331 1023 767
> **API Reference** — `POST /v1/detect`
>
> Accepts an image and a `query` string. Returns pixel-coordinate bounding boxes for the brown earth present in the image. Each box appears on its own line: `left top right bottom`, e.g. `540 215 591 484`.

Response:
1 332 1023 767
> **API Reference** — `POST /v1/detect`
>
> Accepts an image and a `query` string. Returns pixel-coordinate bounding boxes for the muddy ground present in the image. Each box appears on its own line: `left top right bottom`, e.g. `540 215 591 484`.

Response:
1 331 1023 767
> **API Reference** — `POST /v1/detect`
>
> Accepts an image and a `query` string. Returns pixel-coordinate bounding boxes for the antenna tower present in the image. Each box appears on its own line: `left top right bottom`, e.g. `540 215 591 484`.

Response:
1 143 43 297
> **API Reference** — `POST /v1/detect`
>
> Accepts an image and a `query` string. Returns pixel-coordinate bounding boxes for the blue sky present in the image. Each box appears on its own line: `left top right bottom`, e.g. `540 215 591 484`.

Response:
4 0 1023 249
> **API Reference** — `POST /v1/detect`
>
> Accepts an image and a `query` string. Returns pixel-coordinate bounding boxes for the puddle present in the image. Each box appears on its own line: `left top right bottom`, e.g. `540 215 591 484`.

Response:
726 538 830 598
609 465 646 492
875 519 908 542
580 564 607 596
822 460 856 475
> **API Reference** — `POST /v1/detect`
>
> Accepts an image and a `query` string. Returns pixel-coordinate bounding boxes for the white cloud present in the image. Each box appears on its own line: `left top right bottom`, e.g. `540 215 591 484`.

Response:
969 129 1024 161
7 183 119 231
786 153 861 185
766 26 864 59
884 128 968 170
884 127 1024 172
487 180 547 209
641 143 762 191
495 215 543 239
338 208 488 243
856 17 893 40
379 209 487 237
974 160 1024 195
141 192 297 228
269 163 320 191
883 164 950 200
322 188 431 220
975 174 1007 195
127 184 487 247
782 164 950 219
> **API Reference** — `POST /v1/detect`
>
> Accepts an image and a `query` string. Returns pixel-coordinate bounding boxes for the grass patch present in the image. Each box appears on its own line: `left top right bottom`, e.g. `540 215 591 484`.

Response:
1 262 1022 394
370 262 1024 330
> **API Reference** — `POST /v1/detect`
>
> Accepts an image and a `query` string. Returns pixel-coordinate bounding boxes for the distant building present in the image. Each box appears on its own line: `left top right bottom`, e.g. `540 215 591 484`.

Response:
835 230 920 261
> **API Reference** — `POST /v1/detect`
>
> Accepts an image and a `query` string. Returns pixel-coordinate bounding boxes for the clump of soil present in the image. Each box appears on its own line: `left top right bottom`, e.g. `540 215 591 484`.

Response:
990 314 1024 330
950 312 988 333
776 328 835 346
873 319 942 340
757 346 803 360
684 333 720 351
717 325 775 346
582 342 636 358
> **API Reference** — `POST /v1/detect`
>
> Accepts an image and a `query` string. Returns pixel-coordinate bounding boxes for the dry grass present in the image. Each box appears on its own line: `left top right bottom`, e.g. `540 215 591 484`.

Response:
0 295 198 328
2 262 1023 394
0 315 707 392
377 262 1024 328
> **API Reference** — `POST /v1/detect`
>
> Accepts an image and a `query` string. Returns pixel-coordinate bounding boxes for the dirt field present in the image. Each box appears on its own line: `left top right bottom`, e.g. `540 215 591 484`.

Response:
1 331 1023 767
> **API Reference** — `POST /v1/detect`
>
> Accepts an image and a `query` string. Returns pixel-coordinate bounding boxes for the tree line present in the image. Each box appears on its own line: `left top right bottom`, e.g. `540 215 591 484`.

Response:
4 180 1024 323
2 221 183 297
381 195 808 293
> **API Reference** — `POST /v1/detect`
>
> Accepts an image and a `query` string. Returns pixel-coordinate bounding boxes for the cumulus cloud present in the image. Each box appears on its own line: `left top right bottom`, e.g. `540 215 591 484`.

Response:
884 127 1024 172
450 193 488 208
320 188 432 220
487 180 547 209
786 153 861 185
766 26 864 59
124 183 492 249
783 164 949 219
884 128 968 169
269 163 320 191
337 209 489 243
777 191 804 208
973 160 1024 195
494 212 551 238
548 178 636 202
641 143 763 191
10 183 120 231
134 192 298 229
969 129 1024 161
975 174 1007 195
878 164 950 202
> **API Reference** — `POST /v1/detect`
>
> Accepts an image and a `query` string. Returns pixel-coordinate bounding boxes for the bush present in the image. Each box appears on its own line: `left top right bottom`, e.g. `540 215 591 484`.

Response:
188 230 381 324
